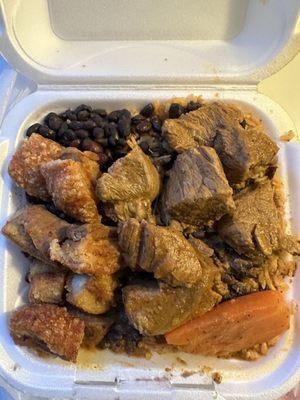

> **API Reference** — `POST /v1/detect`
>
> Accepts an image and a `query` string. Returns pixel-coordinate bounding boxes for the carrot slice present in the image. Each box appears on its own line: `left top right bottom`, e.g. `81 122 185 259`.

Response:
165 290 290 356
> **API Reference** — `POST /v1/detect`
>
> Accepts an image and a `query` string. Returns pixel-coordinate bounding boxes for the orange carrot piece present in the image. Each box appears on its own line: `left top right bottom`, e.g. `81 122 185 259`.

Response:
165 290 290 356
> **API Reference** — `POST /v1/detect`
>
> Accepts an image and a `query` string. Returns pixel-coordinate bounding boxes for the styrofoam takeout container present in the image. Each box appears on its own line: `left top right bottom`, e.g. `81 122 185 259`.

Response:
0 1 300 399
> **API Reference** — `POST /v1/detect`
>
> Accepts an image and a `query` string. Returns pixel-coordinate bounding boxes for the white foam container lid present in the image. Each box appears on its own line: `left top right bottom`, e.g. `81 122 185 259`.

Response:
0 1 300 399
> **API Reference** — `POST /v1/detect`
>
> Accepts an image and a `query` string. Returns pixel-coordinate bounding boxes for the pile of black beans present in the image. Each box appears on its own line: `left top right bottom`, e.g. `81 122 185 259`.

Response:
26 101 202 171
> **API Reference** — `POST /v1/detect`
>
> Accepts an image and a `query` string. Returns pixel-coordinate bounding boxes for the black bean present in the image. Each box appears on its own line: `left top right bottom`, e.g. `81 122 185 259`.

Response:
95 138 108 146
69 139 81 148
108 110 120 123
74 104 92 113
26 123 42 137
108 130 119 147
131 114 145 125
59 111 68 120
44 112 57 123
91 115 104 126
240 119 247 129
114 148 128 159
98 152 109 166
77 110 90 121
104 123 118 138
66 110 77 121
136 119 152 133
140 103 154 118
186 101 201 112
139 141 150 153
119 109 131 120
68 120 82 130
62 129 77 141
151 115 162 133
82 120 96 130
94 109 107 118
118 138 127 146
93 127 105 141
58 121 68 137
75 129 90 139
169 103 185 119
81 138 102 153
48 115 63 131
38 125 56 140
118 118 131 137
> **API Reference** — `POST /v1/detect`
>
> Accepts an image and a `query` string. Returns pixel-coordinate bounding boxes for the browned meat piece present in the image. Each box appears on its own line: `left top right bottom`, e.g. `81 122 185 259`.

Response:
1 205 68 266
21 205 70 254
123 276 220 336
96 145 160 222
118 219 203 287
41 159 99 223
217 182 282 258
60 147 100 185
50 223 123 276
65 273 117 314
162 147 235 226
8 134 62 200
28 259 66 304
214 124 278 185
9 304 84 362
68 307 115 348
162 101 243 152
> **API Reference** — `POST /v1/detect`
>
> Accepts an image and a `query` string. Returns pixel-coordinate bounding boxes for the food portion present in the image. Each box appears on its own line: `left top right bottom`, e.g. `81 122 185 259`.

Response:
162 147 235 226
2 99 298 364
96 145 160 222
165 290 290 356
118 218 203 287
9 304 84 362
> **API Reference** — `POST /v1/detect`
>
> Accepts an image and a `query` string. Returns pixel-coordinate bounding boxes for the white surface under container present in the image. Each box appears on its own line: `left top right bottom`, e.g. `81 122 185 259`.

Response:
0 1 300 399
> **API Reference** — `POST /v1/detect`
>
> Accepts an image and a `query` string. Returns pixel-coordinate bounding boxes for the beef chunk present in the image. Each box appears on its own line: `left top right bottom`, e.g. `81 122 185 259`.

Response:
8 134 63 200
217 182 282 258
41 159 99 223
9 304 84 362
66 273 117 314
118 219 203 287
162 101 243 152
28 259 66 304
162 147 235 226
50 223 123 276
96 145 160 222
214 124 278 185
68 307 115 348
123 265 220 335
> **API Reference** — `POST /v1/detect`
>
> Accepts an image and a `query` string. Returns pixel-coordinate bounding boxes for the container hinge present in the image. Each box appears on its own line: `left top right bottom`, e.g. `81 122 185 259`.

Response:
73 376 225 400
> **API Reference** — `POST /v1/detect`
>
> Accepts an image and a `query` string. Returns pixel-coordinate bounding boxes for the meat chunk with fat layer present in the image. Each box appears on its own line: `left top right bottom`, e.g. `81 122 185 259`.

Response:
41 159 99 223
118 218 204 287
8 134 63 200
123 264 221 335
214 124 278 185
9 304 84 362
162 101 243 152
217 182 282 258
162 147 235 226
50 223 123 276
28 259 66 305
66 273 117 314
96 146 160 222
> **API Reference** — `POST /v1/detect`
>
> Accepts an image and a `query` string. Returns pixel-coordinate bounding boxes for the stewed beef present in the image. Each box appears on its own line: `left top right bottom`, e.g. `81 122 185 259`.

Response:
162 147 235 226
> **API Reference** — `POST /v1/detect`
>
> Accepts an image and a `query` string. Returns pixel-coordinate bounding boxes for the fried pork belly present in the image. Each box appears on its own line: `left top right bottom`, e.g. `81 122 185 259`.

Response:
66 273 117 314
50 223 123 276
41 159 99 223
8 134 62 200
9 304 84 362
28 259 66 305
96 146 160 222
